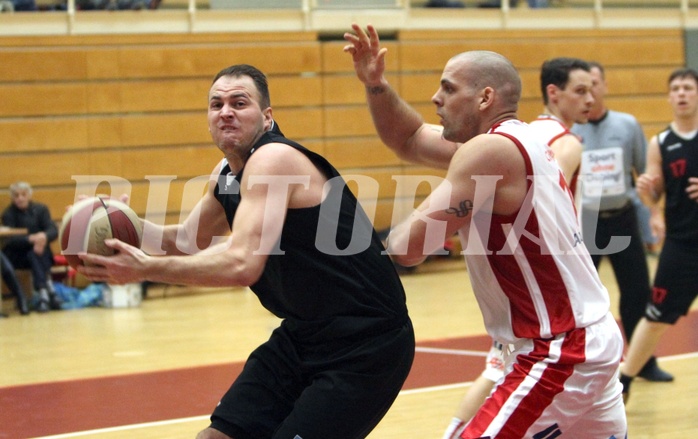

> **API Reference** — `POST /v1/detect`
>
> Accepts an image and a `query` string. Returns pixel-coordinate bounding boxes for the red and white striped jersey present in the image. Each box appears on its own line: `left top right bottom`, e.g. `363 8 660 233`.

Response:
460 119 610 345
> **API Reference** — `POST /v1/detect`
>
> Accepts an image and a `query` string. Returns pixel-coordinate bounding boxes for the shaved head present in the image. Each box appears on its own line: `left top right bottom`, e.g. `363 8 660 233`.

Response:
450 51 522 108
433 50 522 142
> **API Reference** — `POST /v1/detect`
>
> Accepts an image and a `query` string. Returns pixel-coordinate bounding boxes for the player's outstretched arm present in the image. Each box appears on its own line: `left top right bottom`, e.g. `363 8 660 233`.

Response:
140 160 232 257
344 23 457 170
78 145 309 288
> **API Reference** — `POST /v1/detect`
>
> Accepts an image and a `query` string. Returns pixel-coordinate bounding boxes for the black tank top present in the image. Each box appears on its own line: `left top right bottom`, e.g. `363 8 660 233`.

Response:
658 127 698 242
214 123 409 341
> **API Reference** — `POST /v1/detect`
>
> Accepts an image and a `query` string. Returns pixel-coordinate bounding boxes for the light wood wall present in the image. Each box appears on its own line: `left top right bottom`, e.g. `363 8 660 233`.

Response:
0 28 684 251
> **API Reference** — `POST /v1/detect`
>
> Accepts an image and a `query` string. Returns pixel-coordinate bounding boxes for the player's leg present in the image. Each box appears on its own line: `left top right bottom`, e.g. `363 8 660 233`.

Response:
462 313 624 438
0 251 29 315
461 342 578 438
619 318 670 402
620 238 698 401
272 321 415 439
196 427 234 439
607 209 671 381
561 374 627 439
443 341 503 439
607 207 650 341
204 329 306 439
527 312 626 438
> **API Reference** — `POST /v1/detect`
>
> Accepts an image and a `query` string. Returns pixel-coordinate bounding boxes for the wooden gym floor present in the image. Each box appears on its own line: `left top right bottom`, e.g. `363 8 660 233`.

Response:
1 255 697 439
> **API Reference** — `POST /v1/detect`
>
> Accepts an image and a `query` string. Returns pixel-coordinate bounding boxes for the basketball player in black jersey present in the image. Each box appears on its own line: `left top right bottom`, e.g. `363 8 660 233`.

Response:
78 64 415 439
620 67 698 403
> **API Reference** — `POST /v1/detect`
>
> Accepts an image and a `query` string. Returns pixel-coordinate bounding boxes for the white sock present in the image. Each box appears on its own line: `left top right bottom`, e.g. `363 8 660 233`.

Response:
442 417 465 439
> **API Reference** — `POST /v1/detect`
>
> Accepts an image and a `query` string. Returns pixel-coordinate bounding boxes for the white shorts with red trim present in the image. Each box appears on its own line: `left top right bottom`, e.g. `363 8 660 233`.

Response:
462 312 626 439
481 341 506 384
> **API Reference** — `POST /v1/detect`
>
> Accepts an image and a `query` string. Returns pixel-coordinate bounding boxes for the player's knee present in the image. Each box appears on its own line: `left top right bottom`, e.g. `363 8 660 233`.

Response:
196 427 232 439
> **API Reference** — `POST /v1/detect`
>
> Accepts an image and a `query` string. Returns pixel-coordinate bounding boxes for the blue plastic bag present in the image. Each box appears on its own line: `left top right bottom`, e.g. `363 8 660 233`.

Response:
52 282 105 309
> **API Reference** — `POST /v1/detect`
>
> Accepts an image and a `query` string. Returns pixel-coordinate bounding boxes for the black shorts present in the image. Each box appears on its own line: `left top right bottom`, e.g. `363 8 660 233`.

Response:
645 237 698 324
208 318 415 439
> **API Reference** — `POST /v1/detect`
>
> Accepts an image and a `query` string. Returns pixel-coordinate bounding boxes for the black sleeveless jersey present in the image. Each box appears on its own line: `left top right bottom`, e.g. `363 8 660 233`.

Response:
214 123 409 341
658 126 698 242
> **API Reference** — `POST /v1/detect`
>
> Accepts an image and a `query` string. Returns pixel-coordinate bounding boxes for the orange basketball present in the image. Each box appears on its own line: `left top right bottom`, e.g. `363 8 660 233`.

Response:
59 196 143 269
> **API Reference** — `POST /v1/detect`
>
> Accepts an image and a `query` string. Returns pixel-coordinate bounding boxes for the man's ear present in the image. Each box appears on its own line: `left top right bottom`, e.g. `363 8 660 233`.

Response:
263 107 274 131
479 87 495 110
545 83 559 103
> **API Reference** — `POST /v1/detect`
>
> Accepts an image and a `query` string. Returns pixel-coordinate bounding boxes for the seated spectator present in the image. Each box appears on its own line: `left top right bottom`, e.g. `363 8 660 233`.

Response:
76 0 158 9
1 250 30 316
2 182 61 313
11 0 37 10
425 0 465 7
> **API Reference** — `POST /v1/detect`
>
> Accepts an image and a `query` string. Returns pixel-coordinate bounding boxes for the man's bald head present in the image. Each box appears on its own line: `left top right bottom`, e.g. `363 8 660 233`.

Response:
450 51 522 108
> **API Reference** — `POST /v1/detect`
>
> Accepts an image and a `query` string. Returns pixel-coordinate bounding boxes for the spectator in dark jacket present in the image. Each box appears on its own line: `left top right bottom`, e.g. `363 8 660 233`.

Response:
2 182 61 312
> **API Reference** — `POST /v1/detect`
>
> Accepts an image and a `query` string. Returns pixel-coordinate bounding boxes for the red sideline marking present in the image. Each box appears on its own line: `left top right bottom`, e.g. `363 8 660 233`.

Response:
1 313 696 438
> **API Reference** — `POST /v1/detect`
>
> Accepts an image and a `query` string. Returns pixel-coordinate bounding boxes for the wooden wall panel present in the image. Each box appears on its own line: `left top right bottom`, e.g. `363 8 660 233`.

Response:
601 67 676 95
0 151 110 189
116 114 207 147
0 108 321 156
397 28 683 41
98 44 322 80
345 168 403 201
105 80 207 114
321 74 399 106
0 118 90 153
0 76 322 118
321 40 400 74
400 73 441 103
119 147 222 181
324 138 403 169
273 108 324 139
0 42 322 82
271 76 324 107
399 38 684 72
605 96 674 124
0 28 684 234
0 49 90 82
0 83 89 117
324 106 378 137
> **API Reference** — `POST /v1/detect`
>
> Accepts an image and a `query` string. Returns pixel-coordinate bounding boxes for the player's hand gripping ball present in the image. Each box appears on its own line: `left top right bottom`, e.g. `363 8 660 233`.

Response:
59 196 143 269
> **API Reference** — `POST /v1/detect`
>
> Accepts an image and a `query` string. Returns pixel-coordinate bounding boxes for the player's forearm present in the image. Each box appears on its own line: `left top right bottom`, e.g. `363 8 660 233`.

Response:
385 221 429 267
142 248 263 288
636 171 663 208
638 181 663 208
140 221 188 256
638 190 660 208
365 81 425 159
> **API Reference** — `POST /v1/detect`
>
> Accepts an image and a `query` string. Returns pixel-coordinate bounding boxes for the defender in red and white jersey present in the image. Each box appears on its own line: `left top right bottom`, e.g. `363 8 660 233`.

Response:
529 58 595 195
345 24 626 438
443 59 596 438
465 119 613 344
460 117 624 439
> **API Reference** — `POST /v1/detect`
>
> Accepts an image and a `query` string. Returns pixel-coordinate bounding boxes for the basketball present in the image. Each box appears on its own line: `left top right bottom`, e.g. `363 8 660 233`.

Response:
59 196 143 269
